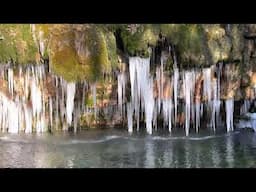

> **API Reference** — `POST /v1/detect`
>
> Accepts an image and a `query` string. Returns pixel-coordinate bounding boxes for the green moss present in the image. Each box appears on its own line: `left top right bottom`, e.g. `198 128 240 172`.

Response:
85 95 94 107
83 26 108 82
161 24 205 66
104 31 118 71
0 24 38 64
49 25 110 82
35 24 50 60
229 25 243 61
203 24 231 64
120 24 158 56
50 46 91 82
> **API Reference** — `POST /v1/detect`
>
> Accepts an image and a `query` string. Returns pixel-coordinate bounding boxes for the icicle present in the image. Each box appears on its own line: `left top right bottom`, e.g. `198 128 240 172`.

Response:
8 68 14 97
31 79 42 117
203 68 212 102
156 67 161 114
160 55 164 102
128 57 153 134
153 106 158 131
49 97 53 129
24 103 32 133
143 77 155 134
118 74 123 115
225 98 234 132
73 102 80 133
66 82 76 126
39 30 45 56
117 73 126 117
91 83 97 119
190 71 196 130
162 99 172 133
81 82 86 114
173 67 179 124
183 71 193 136
211 78 217 131
195 103 200 133
240 99 251 115
8 104 19 133
55 81 59 129
129 58 136 104
60 80 66 124
127 102 133 133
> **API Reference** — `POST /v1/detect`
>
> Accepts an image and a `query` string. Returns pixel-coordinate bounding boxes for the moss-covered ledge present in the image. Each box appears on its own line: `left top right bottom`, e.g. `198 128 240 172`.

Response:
0 24 39 64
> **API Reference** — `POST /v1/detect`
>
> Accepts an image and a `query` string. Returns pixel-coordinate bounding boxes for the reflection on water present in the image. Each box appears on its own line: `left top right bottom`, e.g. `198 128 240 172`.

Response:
145 141 154 168
211 141 221 168
226 134 234 167
184 140 190 168
0 130 256 168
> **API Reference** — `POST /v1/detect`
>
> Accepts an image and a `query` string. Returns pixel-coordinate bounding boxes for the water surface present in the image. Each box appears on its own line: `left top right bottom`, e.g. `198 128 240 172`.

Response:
0 129 256 168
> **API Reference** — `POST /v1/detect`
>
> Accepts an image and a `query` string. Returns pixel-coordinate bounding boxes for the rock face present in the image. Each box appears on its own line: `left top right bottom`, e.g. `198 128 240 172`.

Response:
1 24 256 130
48 24 114 82
1 24 256 78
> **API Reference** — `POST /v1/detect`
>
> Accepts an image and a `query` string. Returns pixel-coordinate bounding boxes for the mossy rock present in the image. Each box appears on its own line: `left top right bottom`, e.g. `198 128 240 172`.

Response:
120 24 158 56
0 24 38 64
102 30 119 72
49 24 109 82
202 25 230 64
229 25 244 61
85 95 94 107
33 24 50 59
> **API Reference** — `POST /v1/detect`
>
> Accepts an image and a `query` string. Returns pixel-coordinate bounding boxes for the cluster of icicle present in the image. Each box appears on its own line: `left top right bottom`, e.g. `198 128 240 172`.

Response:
0 64 97 133
118 56 238 135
